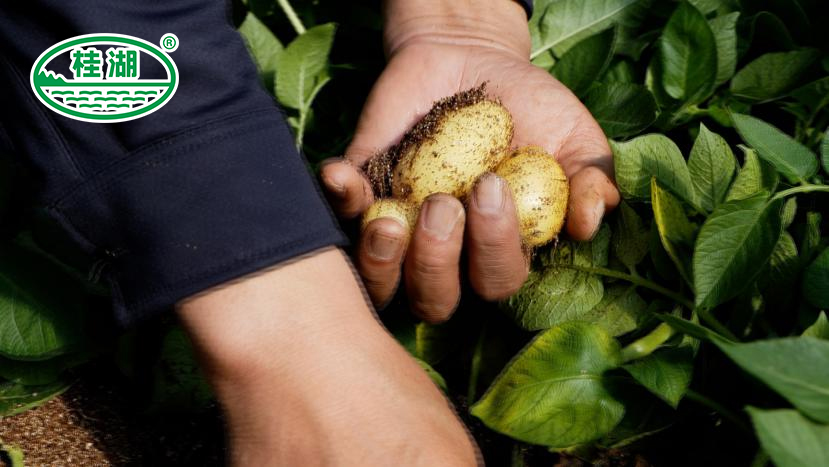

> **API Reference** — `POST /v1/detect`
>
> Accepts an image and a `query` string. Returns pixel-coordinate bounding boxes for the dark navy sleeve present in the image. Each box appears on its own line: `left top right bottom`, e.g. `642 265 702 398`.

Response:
515 0 533 18
0 1 347 326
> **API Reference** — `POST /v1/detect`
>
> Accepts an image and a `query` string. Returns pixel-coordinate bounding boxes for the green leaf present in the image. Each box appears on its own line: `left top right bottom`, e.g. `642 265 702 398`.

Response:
661 316 829 423
803 312 829 340
748 408 829 467
822 127 829 174
652 179 696 285
803 247 829 309
622 345 694 408
531 0 644 59
657 2 717 104
582 285 648 336
611 202 649 271
238 11 284 90
724 338 829 423
503 226 610 330
688 124 736 212
275 23 336 110
730 50 819 102
725 146 779 201
790 78 829 124
415 321 456 366
0 353 84 386
708 12 740 85
0 380 69 417
552 29 616 97
693 194 783 309
0 244 87 360
687 0 723 14
731 113 818 184
610 134 695 205
471 322 624 448
584 83 658 138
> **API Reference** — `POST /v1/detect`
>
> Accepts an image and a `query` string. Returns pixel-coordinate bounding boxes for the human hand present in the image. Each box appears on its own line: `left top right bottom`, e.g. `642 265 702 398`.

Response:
177 248 478 466
320 0 620 322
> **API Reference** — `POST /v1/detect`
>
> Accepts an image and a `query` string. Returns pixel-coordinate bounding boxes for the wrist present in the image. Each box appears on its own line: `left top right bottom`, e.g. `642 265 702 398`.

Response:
382 0 531 59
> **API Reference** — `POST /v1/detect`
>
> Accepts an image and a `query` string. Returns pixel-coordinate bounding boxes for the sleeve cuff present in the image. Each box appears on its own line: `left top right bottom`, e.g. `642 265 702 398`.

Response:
48 109 347 326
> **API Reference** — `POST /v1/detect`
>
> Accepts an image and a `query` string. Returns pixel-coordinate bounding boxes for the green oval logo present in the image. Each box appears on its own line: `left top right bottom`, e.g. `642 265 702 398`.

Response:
30 34 179 123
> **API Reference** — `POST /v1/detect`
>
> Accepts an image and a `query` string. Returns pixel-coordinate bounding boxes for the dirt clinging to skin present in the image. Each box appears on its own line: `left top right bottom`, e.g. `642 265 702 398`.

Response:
366 83 494 198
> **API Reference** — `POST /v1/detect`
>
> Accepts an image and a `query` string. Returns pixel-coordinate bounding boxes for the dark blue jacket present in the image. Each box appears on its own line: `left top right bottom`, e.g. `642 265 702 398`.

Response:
0 0 531 326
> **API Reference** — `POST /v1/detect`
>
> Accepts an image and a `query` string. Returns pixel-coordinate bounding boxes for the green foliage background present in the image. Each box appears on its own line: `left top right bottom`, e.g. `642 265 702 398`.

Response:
2 0 829 465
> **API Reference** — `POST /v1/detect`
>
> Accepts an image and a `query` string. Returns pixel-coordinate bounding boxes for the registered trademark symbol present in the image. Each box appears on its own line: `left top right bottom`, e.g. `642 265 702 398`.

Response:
160 33 179 52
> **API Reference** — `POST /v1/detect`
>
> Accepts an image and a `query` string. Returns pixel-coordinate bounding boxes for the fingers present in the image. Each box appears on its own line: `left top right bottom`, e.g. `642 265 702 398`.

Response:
320 158 374 219
357 218 410 307
566 165 621 241
466 173 528 300
405 194 465 323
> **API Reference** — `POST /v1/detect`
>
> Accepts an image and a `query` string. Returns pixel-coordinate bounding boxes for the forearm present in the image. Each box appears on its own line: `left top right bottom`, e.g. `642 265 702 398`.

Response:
382 0 530 57
175 247 375 395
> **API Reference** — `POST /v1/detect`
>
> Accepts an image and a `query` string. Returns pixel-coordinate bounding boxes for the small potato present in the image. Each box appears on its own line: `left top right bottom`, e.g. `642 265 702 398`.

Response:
495 146 569 247
361 198 419 233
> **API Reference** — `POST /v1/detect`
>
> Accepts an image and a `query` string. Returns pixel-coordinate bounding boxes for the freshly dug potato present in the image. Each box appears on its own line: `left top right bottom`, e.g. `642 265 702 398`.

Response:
361 198 418 233
495 146 569 247
362 85 568 250
367 84 513 202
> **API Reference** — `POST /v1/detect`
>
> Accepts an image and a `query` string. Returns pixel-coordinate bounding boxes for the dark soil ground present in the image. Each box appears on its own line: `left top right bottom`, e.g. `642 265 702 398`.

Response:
0 378 224 466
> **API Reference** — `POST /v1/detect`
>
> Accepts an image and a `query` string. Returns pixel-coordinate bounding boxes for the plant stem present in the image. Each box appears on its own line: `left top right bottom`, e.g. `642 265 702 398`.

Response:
620 322 676 362
276 0 306 35
685 389 752 434
560 264 694 309
772 184 829 201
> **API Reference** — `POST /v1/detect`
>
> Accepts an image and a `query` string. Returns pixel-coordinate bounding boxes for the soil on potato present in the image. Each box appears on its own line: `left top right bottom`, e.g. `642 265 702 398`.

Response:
0 377 224 467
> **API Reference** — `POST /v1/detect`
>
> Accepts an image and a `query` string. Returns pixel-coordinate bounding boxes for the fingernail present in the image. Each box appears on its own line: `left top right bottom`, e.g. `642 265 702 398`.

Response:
367 230 402 261
474 173 506 214
588 200 606 240
422 196 463 240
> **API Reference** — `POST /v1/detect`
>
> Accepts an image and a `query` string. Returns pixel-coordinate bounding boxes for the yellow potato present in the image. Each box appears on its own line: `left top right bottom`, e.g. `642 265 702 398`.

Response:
367 85 513 203
361 198 419 233
495 146 569 247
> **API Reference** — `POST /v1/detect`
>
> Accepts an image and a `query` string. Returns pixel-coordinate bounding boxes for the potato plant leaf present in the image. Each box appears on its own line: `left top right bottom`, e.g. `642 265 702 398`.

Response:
693 194 783 309
748 408 829 467
803 312 829 340
610 134 695 205
731 113 818 184
657 2 717 104
725 146 778 201
660 315 829 423
622 344 694 408
688 124 736 212
238 11 284 90
730 50 820 102
584 82 658 138
611 202 649 271
0 245 87 360
0 380 69 417
803 247 829 309
708 12 739 85
275 23 335 111
471 322 624 448
552 29 616 97
504 226 610 330
531 0 643 59
822 127 829 174
651 179 696 285
581 285 648 337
